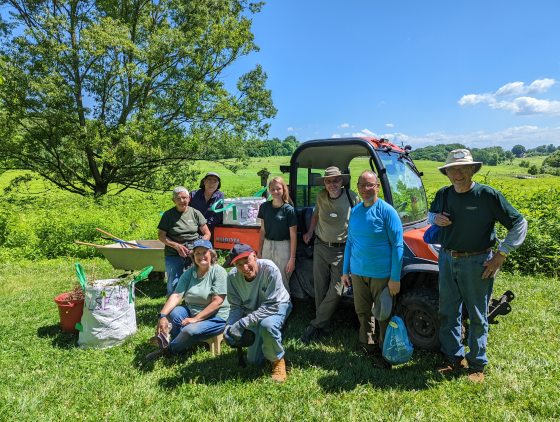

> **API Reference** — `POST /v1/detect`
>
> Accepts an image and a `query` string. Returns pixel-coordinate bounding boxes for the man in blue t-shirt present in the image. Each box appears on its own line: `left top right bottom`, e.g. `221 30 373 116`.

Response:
342 170 403 364
429 149 527 383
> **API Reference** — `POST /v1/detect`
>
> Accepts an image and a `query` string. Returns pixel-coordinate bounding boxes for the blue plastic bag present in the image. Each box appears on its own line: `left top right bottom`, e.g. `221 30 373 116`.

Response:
382 316 414 365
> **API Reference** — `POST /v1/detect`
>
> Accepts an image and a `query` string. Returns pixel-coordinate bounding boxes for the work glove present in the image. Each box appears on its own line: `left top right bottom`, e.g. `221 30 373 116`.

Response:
224 319 248 346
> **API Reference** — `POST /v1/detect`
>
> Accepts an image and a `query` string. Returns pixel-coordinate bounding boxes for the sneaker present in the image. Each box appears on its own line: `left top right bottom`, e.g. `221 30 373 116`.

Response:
271 357 287 382
437 358 468 374
467 369 485 383
300 325 321 345
156 332 170 349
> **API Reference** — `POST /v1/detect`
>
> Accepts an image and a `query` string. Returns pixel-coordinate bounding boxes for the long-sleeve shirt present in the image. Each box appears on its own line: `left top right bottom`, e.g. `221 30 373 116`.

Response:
226 259 291 327
343 198 404 281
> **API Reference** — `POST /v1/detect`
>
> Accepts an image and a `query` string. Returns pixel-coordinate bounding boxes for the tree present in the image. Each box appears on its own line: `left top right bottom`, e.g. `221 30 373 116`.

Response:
0 0 276 196
527 164 538 175
511 144 526 158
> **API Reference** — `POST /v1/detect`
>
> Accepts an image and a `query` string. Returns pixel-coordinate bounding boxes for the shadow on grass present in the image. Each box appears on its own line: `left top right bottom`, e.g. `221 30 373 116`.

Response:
135 302 165 327
37 324 79 349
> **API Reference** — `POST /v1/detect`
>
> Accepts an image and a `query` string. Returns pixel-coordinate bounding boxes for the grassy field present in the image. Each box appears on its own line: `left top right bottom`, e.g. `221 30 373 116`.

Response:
0 259 559 420
1 154 559 420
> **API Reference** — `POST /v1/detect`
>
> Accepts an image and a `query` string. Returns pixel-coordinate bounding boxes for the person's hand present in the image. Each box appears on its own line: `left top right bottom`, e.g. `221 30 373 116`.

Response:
285 257 295 275
482 252 506 279
181 317 199 326
302 231 313 244
227 322 245 340
175 243 190 258
388 280 401 296
434 213 452 227
341 274 352 287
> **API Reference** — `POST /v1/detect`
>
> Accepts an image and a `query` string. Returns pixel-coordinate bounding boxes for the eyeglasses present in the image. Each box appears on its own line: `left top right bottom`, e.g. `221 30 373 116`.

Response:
357 183 378 189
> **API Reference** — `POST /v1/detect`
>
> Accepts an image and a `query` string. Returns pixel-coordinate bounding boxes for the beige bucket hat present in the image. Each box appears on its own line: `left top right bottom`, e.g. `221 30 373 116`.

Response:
317 166 350 186
438 149 482 175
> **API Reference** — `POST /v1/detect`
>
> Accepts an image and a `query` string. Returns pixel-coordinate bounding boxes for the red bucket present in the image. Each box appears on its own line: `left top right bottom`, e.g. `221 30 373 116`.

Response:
54 292 84 333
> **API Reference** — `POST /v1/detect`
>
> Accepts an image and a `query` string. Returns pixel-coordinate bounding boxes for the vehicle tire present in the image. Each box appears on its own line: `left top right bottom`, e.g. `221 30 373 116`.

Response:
397 289 440 351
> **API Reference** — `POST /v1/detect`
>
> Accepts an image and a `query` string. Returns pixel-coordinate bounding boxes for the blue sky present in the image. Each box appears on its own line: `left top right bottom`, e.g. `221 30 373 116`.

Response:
230 0 560 150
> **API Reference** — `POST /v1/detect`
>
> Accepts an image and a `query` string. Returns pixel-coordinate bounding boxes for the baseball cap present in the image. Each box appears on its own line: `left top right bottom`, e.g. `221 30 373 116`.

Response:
224 243 254 267
192 239 213 250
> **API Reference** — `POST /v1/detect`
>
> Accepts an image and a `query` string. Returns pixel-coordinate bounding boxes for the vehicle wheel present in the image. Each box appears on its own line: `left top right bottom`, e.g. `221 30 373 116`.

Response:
397 289 440 351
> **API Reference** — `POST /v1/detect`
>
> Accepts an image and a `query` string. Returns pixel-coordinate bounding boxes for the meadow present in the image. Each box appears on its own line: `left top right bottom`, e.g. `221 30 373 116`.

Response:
0 155 559 420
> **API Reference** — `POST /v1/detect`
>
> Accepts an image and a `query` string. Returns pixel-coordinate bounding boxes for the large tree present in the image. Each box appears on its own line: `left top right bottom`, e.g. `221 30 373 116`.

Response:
0 0 276 196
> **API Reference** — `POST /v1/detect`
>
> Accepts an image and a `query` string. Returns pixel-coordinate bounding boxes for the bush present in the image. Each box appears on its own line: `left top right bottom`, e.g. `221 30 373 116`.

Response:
527 164 538 175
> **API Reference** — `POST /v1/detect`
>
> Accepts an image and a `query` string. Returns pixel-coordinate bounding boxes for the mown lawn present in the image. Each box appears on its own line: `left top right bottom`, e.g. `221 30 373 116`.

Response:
1 259 558 421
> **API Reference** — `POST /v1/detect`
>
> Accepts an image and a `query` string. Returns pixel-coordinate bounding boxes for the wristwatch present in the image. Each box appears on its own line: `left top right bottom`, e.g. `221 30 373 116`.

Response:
497 250 508 258
158 313 168 319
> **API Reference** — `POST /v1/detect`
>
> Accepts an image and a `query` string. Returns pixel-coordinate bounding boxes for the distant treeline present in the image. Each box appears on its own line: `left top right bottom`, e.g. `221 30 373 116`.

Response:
246 136 299 157
410 143 560 165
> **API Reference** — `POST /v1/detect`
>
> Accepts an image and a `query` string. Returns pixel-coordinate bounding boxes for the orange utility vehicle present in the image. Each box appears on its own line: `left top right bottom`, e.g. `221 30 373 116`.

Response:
214 137 513 350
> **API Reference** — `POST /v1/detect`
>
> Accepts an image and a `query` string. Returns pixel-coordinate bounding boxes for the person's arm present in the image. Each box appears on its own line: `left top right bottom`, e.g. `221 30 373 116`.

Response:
385 205 404 296
257 221 266 259
158 229 189 257
236 267 283 328
499 217 528 254
156 292 183 333
303 213 318 244
285 225 297 274
199 224 211 240
341 227 353 287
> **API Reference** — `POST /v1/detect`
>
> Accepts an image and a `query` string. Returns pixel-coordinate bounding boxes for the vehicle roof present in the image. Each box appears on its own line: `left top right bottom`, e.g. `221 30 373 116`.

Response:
291 137 405 170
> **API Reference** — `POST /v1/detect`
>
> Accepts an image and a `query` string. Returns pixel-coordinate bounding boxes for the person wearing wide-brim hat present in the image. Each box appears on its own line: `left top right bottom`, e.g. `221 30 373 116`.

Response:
428 148 527 383
189 172 225 233
300 166 359 344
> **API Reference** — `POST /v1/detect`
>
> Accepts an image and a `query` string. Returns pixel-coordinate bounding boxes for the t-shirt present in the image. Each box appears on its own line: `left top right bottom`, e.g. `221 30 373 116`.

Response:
174 264 230 320
313 188 359 243
257 201 298 241
157 207 207 256
227 259 291 327
429 183 524 252
343 199 403 281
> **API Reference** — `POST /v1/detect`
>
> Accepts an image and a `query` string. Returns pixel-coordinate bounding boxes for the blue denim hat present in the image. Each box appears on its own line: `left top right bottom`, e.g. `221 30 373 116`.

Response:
192 239 213 250
372 287 393 321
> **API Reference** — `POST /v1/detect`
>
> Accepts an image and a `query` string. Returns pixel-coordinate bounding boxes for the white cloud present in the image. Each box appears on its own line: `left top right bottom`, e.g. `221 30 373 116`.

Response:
338 123 350 128
331 133 341 138
352 128 377 137
385 123 394 128
287 127 294 132
459 78 559 116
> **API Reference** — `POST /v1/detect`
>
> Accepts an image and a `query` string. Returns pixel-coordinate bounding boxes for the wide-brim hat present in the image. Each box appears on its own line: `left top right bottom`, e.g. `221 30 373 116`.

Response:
372 287 393 321
438 149 482 175
317 166 350 186
203 172 221 181
224 243 254 267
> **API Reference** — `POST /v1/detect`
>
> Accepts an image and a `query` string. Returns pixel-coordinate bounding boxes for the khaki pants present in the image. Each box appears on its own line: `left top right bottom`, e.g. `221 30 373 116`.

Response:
310 241 344 329
352 274 390 348
261 239 291 293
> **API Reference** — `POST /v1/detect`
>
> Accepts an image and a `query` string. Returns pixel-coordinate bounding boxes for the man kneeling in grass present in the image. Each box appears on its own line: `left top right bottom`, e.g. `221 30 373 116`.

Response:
224 244 292 382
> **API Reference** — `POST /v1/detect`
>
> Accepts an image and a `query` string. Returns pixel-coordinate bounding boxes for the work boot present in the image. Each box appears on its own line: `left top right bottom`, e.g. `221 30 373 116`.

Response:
144 348 170 362
300 325 321 345
467 369 485 383
437 358 468 375
271 358 287 382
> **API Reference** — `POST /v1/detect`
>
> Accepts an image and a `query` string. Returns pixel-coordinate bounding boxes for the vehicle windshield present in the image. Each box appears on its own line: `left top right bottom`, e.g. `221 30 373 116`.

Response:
378 152 428 224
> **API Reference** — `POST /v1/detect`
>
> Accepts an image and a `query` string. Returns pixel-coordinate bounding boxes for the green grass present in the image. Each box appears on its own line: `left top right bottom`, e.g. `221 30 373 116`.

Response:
1 259 559 420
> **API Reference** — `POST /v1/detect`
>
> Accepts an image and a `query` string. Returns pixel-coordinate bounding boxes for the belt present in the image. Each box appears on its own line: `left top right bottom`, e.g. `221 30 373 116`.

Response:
443 248 491 258
316 236 346 248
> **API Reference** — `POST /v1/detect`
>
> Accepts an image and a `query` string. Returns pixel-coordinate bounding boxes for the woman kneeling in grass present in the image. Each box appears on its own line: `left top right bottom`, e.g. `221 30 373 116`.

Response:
146 239 229 360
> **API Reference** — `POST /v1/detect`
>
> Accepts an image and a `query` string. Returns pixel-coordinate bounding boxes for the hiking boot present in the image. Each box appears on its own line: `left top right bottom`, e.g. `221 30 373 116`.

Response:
300 325 321 345
467 369 485 383
271 358 287 382
437 358 468 375
358 343 381 357
144 348 170 362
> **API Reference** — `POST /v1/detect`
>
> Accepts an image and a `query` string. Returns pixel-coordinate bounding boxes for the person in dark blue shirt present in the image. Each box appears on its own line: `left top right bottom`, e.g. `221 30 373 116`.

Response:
189 172 225 234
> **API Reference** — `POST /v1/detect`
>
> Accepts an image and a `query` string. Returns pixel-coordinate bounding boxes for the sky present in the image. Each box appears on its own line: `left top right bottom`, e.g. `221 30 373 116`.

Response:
228 0 560 150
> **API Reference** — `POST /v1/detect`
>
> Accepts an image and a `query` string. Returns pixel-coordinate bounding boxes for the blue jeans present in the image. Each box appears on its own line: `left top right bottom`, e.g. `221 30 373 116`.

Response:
168 306 226 354
438 249 494 370
245 302 292 364
165 255 191 296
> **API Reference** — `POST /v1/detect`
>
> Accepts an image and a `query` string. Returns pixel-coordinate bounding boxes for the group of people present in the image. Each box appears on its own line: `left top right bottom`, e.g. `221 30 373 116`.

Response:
149 148 526 384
